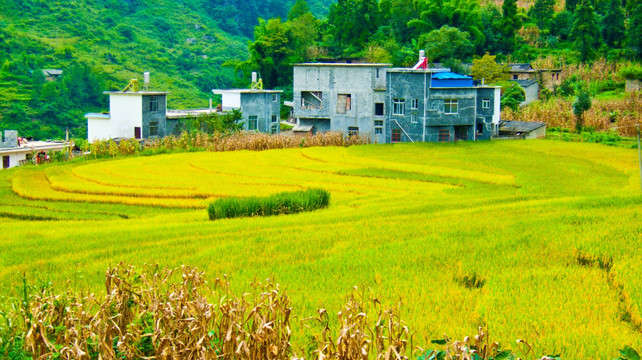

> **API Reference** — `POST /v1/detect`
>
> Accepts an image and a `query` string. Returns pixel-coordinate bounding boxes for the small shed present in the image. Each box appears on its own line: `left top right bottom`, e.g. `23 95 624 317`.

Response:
292 124 314 136
498 120 546 139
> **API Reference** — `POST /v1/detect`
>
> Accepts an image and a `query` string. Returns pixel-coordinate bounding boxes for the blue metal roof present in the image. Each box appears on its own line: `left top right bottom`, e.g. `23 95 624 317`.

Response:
431 72 472 80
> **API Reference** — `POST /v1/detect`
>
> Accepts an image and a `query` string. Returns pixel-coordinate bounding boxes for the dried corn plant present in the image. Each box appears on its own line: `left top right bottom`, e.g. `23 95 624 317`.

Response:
312 292 411 360
20 264 294 360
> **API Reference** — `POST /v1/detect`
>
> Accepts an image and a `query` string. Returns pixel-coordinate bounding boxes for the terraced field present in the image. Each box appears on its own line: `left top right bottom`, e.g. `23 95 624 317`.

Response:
1 140 641 357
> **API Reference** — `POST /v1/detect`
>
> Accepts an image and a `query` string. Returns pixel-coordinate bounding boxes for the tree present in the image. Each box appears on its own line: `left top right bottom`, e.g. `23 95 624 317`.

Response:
419 25 474 62
570 0 601 63
573 86 591 131
288 0 310 20
500 0 521 53
551 10 574 41
498 81 525 111
566 0 579 12
530 0 555 33
629 1 642 58
326 0 380 55
471 54 510 84
247 18 292 88
601 0 626 48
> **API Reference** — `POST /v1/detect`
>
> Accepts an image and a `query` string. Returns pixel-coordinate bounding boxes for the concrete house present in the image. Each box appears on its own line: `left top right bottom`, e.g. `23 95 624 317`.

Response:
292 63 391 143
86 91 176 142
385 66 501 143
212 90 282 134
1 130 69 169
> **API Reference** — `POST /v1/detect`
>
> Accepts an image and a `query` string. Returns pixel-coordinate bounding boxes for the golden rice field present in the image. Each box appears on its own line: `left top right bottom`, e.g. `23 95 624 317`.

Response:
1 140 641 358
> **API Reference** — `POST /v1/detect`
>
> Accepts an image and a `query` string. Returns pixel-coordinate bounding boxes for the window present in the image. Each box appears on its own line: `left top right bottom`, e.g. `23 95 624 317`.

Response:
301 91 323 109
149 96 159 112
411 98 418 109
411 113 418 123
375 127 383 134
376 68 380 78
248 115 258 131
134 127 141 139
512 74 518 80
391 129 401 142
482 99 490 109
392 99 405 115
348 126 359 136
374 120 384 127
439 129 450 142
337 94 351 114
270 124 278 134
271 115 278 123
272 94 278 102
444 99 458 114
149 121 159 136
375 103 384 116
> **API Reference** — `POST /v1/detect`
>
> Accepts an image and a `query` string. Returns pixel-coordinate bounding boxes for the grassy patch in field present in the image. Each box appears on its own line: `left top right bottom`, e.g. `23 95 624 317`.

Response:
208 188 330 220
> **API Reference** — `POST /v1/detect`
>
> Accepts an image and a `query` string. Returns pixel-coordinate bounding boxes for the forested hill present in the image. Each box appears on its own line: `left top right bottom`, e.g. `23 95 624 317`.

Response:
0 0 334 140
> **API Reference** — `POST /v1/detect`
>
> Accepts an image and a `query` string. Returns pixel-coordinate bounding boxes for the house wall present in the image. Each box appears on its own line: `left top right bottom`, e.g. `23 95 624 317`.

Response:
142 94 168 138
525 125 547 139
293 65 388 140
385 72 500 143
87 117 113 142
108 95 143 139
539 71 562 91
241 92 281 133
221 93 241 111
476 87 499 140
521 82 540 106
0 130 18 148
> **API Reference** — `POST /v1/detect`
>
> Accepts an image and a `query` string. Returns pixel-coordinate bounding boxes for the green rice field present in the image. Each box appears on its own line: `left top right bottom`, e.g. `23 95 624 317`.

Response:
1 139 641 357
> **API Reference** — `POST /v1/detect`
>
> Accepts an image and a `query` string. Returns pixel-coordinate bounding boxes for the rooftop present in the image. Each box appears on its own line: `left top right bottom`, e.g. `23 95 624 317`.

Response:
166 109 218 119
499 120 546 133
294 63 392 67
387 68 450 73
515 79 539 87
432 72 472 80
212 89 283 94
103 91 169 96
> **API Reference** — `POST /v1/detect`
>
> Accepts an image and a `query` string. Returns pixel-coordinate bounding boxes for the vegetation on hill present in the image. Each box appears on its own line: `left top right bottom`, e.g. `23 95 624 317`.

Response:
0 0 334 140
1 141 642 357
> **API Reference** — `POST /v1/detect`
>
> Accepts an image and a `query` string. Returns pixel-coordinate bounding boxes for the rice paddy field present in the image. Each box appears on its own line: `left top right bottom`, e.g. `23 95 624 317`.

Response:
1 139 641 358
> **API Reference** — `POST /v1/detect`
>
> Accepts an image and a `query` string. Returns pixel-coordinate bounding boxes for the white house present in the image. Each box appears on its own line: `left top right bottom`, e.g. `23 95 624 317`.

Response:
1 130 69 169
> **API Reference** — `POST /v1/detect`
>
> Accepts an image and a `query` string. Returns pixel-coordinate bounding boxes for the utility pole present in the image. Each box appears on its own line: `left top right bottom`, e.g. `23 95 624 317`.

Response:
638 124 642 193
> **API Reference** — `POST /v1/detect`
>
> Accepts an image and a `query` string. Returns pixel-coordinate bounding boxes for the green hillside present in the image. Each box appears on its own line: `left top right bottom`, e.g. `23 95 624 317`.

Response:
0 0 334 140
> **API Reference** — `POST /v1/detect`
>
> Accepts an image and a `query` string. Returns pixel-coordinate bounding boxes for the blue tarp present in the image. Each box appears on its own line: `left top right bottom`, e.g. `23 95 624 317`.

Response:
431 72 473 88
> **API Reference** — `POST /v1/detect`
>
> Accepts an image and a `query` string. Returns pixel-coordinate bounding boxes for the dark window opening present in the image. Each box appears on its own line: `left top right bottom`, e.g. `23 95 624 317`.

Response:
272 115 278 123
348 126 359 136
135 127 141 139
248 116 258 131
270 124 278 134
391 129 401 143
375 127 383 134
3 156 9 169
512 74 518 80
375 103 384 116
477 123 484 134
149 121 159 136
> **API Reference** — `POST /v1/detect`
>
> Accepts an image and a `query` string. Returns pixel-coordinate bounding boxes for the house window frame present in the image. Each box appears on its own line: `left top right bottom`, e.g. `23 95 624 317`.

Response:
438 129 450 142
411 112 418 123
272 94 278 102
411 98 418 109
444 99 458 114
270 124 278 134
392 99 405 115
482 99 490 109
375 127 383 134
337 94 352 114
348 126 359 136
149 96 159 112
248 115 258 131
149 121 159 136
271 115 278 123
391 129 401 143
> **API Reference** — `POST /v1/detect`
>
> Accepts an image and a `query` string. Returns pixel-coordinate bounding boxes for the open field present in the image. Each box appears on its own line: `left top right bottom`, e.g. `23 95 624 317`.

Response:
1 140 641 357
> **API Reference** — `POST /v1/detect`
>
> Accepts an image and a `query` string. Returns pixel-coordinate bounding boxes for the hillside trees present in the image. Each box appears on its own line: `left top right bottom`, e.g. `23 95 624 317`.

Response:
629 0 642 58
530 0 555 33
570 0 602 62
500 0 521 53
471 54 510 84
601 0 626 48
325 0 380 55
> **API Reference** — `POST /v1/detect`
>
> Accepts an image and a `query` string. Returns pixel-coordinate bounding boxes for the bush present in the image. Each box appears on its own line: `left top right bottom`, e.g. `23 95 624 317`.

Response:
208 188 330 220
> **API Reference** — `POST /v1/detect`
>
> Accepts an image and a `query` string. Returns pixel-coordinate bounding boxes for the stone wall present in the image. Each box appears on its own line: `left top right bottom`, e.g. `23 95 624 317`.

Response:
0 130 18 148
